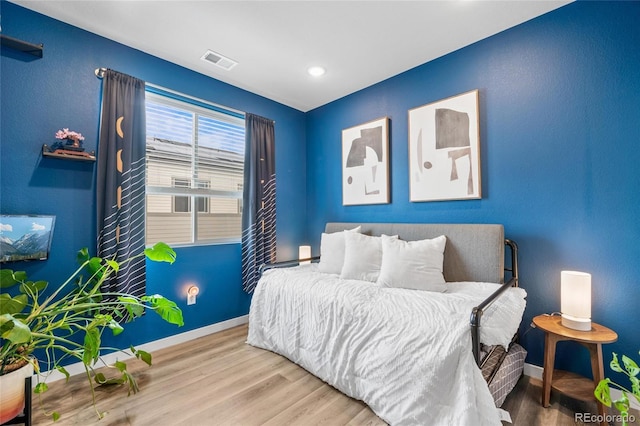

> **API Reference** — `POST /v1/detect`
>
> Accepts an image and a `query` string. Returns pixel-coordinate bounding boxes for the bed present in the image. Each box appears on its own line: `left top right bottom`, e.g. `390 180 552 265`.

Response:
247 223 527 425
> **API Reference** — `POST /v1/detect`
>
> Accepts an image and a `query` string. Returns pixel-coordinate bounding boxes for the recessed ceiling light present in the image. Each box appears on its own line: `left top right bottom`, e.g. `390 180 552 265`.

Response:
307 66 326 77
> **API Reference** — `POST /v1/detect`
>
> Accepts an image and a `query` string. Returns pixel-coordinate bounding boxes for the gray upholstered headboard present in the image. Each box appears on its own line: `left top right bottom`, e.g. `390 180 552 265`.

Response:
325 223 505 283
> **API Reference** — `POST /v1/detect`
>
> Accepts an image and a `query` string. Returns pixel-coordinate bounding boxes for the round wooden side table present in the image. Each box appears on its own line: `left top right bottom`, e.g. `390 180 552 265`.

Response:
533 314 617 426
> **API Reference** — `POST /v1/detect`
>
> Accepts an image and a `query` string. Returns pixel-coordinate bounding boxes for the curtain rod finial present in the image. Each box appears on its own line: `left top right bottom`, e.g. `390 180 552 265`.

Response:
95 67 106 79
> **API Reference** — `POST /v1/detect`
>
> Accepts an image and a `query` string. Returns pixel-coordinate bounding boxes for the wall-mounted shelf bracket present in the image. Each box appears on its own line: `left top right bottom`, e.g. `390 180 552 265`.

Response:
1 35 43 58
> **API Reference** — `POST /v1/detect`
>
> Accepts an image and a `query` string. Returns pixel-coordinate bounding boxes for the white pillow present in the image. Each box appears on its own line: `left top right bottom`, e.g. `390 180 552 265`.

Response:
317 226 361 274
340 233 395 282
377 234 447 292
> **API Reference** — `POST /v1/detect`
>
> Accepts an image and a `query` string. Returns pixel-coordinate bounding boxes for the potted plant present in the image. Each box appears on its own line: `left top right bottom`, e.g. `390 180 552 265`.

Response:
595 351 640 426
0 242 184 422
53 128 85 151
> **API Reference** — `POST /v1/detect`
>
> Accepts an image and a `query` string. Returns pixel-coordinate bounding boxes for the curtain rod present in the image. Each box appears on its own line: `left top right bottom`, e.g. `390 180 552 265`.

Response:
94 67 249 119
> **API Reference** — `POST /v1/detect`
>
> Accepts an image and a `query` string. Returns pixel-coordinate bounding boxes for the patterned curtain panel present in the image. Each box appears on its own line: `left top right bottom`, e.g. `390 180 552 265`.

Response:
96 70 146 296
241 114 276 293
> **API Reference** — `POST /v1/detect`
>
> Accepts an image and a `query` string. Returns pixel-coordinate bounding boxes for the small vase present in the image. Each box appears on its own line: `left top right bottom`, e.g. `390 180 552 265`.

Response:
64 138 84 152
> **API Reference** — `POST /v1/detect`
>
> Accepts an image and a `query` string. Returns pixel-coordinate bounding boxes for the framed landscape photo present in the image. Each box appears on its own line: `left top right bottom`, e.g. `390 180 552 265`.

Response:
408 90 481 202
342 117 390 206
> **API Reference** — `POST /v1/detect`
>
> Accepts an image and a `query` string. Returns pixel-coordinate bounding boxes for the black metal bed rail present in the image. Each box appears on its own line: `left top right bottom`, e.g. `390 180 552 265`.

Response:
258 256 321 276
470 239 519 366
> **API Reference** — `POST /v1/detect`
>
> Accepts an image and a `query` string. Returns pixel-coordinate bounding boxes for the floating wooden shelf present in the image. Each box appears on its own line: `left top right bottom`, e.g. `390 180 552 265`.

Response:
42 144 96 162
1 35 43 58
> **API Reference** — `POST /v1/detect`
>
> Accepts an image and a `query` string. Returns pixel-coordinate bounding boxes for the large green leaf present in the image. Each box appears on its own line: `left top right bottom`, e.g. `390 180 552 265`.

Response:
594 378 612 407
118 296 144 319
144 242 176 264
142 294 184 326
0 293 28 315
0 269 20 288
0 313 31 344
83 328 101 365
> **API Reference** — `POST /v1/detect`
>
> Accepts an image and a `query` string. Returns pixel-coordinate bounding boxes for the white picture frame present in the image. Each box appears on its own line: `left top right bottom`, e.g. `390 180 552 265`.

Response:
342 117 390 206
408 90 481 202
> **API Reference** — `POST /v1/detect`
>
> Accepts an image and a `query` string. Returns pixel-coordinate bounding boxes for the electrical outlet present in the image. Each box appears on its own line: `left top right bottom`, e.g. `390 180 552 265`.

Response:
187 294 196 305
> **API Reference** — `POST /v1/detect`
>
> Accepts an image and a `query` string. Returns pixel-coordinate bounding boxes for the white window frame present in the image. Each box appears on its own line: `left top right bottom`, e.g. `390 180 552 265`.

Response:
145 89 245 247
171 177 210 213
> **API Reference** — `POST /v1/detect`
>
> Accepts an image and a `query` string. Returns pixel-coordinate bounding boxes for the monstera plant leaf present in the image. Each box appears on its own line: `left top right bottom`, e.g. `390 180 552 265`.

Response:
144 242 176 264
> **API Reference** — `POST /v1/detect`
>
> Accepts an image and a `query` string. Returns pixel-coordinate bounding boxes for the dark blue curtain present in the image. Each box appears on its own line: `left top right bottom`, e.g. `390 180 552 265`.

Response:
241 114 276 293
96 70 146 296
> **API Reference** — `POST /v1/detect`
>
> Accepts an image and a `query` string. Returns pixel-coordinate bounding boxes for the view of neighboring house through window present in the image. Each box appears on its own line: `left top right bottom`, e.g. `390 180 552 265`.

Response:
145 89 245 246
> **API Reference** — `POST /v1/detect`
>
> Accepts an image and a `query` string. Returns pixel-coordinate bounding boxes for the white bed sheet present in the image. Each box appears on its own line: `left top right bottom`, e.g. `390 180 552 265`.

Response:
247 264 527 426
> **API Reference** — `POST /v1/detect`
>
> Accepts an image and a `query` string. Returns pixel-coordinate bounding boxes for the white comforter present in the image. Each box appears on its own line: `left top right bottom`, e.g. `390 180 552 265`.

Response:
247 264 527 426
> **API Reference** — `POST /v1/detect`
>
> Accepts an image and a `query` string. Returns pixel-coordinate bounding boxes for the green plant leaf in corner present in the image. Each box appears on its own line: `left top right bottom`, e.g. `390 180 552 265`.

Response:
56 365 70 382
622 354 639 377
0 313 31 344
611 353 623 373
0 269 20 289
132 347 152 366
594 378 612 407
0 293 28 315
118 296 144 319
83 328 101 365
142 295 184 326
105 259 119 273
34 382 49 394
107 318 124 336
94 372 126 386
52 411 60 422
612 391 630 416
19 280 48 295
144 242 176 264
77 247 90 264
631 376 640 399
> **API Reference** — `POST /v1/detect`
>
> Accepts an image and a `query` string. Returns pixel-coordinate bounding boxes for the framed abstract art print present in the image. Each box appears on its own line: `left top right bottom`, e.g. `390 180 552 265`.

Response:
408 90 481 202
342 117 390 206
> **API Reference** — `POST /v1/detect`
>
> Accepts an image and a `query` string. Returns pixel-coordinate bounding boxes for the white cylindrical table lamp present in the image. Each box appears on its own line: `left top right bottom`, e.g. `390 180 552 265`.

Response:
560 270 592 331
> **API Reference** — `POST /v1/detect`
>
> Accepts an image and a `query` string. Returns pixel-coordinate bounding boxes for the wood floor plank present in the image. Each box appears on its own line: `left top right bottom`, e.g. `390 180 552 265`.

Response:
30 324 639 426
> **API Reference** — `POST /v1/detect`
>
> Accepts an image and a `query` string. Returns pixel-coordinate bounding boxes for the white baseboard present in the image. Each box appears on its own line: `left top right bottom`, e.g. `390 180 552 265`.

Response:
39 315 249 384
523 362 640 410
523 362 543 380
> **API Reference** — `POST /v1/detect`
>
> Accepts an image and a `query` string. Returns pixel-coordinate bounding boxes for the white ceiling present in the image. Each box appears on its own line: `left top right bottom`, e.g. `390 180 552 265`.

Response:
11 0 572 112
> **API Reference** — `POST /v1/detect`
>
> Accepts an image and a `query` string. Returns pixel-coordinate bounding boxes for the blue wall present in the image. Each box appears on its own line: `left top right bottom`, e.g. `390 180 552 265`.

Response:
0 2 307 348
3 0 639 378
306 1 640 376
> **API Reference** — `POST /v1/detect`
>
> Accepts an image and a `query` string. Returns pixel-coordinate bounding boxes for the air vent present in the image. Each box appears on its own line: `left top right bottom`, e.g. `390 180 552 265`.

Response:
201 49 238 71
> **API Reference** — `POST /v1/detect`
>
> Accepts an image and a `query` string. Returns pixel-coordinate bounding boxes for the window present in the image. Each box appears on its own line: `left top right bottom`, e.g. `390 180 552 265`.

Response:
145 89 245 246
172 178 210 213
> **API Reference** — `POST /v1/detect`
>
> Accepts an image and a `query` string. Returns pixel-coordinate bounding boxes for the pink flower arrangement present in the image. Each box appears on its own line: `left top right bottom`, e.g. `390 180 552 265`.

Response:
55 128 85 142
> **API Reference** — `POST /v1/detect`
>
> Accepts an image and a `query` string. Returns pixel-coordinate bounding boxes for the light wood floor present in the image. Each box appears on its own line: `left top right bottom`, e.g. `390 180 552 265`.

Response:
30 324 638 425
